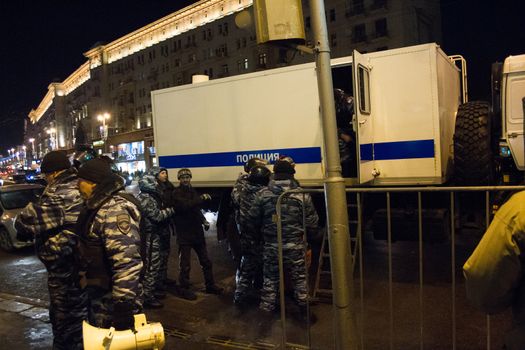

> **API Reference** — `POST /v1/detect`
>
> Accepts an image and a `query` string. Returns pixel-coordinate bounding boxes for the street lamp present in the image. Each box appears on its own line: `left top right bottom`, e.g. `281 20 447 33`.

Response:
28 138 35 158
47 128 57 150
97 113 110 141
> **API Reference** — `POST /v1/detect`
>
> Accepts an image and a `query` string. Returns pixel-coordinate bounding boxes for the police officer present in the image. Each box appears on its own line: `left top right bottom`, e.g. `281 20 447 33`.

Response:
171 168 223 294
76 158 143 329
246 158 319 321
228 158 267 267
233 165 271 306
15 150 88 350
137 167 175 308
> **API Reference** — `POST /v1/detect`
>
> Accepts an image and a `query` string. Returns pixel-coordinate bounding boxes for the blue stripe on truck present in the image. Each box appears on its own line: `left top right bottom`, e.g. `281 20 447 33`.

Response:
159 147 322 168
360 139 435 161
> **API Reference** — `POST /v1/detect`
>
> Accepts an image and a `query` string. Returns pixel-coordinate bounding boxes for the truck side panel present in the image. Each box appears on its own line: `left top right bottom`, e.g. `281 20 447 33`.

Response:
152 64 325 186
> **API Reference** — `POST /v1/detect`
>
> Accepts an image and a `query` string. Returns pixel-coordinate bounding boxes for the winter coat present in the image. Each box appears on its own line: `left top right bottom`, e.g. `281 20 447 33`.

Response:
137 175 174 237
246 178 319 246
463 190 525 350
15 168 84 271
171 185 207 245
76 173 143 306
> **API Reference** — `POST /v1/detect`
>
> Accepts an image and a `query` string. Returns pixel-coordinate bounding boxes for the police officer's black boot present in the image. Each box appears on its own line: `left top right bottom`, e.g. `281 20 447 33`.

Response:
144 297 163 309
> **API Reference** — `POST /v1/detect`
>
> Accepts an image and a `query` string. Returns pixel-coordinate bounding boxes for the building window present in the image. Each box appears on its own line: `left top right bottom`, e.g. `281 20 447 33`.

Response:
330 8 336 22
161 45 169 57
222 64 229 76
352 24 367 43
258 53 267 67
371 0 387 10
188 53 196 63
330 33 337 47
148 49 156 62
350 0 365 16
375 18 388 37
244 58 249 70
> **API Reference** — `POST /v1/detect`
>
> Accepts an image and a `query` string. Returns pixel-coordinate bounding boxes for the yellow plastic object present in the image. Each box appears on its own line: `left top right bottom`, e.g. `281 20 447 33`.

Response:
83 314 165 350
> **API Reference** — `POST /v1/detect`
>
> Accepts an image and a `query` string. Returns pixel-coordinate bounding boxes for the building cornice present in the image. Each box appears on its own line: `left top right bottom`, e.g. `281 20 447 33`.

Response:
30 0 252 123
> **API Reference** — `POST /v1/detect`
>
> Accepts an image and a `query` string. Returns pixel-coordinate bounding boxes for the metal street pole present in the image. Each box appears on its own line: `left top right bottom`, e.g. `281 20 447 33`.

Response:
309 0 358 349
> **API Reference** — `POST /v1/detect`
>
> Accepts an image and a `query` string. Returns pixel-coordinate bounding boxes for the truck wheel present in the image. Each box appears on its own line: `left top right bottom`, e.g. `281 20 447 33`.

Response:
454 101 493 185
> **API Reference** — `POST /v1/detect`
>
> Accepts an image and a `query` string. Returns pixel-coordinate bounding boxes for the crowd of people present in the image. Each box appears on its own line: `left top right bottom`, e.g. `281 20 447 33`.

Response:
13 149 319 349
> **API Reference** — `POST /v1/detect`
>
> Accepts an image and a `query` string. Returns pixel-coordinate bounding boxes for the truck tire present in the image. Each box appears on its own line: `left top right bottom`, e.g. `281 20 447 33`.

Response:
454 101 493 185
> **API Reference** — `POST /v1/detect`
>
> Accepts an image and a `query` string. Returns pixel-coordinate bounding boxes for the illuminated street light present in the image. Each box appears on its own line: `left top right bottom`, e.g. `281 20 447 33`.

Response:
28 138 35 158
46 128 57 150
97 113 110 141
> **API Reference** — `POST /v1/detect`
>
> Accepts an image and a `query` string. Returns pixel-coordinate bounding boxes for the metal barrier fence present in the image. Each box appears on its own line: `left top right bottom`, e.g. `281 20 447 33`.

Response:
274 185 525 350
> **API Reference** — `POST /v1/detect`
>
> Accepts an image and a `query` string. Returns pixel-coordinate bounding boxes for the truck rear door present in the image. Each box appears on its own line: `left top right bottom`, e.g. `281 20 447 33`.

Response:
352 50 375 184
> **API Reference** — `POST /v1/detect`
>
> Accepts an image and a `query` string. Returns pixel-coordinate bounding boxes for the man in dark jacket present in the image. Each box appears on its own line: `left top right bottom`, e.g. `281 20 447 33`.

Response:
16 151 87 350
137 168 175 308
172 168 223 294
156 167 178 289
76 158 143 330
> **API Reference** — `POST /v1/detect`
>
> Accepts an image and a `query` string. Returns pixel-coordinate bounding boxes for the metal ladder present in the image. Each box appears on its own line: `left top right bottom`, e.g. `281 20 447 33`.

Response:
312 193 362 300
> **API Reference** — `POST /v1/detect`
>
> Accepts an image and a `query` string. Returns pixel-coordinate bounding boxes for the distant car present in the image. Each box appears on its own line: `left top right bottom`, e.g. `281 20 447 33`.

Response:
0 184 45 252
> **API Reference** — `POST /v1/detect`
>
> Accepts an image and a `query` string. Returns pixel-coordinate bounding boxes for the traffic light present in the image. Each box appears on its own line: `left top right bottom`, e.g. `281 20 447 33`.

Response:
253 0 305 44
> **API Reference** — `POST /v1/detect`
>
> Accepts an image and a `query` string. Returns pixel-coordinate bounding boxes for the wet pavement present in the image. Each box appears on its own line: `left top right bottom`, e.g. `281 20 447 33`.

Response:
0 212 513 349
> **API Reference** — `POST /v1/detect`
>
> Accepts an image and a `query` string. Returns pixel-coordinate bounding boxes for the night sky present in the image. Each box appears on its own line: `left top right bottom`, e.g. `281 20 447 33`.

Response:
0 0 524 155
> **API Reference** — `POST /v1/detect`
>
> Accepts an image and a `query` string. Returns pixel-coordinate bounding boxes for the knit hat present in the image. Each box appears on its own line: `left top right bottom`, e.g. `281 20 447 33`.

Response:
273 159 296 175
77 158 113 184
177 168 192 179
40 151 71 174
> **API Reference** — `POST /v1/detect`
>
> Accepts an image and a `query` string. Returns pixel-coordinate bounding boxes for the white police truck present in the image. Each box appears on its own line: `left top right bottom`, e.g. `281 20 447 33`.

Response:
152 42 525 189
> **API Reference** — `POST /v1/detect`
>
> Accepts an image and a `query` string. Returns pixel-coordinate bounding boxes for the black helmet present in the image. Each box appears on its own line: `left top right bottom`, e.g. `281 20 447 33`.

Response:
248 165 271 185
244 157 267 173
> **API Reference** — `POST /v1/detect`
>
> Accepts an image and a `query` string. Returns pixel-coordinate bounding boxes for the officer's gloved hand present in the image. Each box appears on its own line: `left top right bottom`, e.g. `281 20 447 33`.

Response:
200 193 212 201
15 221 33 242
203 221 210 231
112 301 135 331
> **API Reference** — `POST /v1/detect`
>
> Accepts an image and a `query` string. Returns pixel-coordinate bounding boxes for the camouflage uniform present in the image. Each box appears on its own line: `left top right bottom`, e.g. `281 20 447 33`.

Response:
246 178 319 312
15 168 87 350
234 181 264 303
76 174 143 328
137 174 174 301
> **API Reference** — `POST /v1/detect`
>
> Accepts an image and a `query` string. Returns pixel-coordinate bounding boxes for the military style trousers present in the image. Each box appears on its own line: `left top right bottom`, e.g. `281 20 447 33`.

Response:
178 242 214 288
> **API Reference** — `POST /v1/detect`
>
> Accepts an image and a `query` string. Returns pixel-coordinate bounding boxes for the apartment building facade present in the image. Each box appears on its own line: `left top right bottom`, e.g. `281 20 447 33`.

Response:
26 0 441 173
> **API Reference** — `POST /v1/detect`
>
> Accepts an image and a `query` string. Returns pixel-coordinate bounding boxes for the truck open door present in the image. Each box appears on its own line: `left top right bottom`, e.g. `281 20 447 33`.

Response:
352 50 375 184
